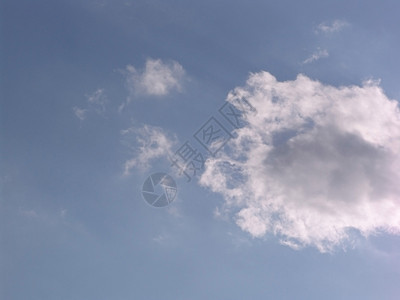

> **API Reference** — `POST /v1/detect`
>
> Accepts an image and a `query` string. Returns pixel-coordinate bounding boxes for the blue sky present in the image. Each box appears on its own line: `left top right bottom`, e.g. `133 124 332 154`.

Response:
2 1 400 299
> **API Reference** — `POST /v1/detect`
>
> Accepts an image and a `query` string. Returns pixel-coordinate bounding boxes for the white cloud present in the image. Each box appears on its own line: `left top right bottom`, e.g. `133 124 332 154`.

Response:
73 107 88 121
153 233 170 244
87 89 107 114
73 89 107 120
200 72 400 252
303 48 329 64
125 58 185 99
316 20 349 34
121 124 177 175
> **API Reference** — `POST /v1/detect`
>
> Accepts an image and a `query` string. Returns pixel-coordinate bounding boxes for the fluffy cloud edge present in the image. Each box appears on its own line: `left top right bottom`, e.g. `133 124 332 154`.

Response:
199 71 400 252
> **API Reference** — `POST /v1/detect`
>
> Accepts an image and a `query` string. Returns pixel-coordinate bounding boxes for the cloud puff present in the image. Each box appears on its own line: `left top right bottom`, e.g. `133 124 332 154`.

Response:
316 20 349 34
199 72 400 252
303 48 329 64
125 58 185 98
121 124 177 175
73 89 107 120
73 107 87 121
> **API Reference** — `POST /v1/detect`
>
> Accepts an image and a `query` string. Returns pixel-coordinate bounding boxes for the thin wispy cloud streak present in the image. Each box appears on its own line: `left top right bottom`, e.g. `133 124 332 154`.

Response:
121 124 177 175
73 89 107 120
303 48 329 64
315 20 349 34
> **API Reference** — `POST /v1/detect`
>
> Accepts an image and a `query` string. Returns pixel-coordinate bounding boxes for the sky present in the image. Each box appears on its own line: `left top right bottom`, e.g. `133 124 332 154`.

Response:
1 1 400 299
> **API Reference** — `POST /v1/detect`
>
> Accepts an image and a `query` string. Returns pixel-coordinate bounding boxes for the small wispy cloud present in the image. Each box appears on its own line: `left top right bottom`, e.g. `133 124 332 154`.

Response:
73 107 87 121
121 124 178 175
316 20 349 34
86 89 107 113
152 233 170 244
125 58 185 99
73 89 108 121
303 48 329 64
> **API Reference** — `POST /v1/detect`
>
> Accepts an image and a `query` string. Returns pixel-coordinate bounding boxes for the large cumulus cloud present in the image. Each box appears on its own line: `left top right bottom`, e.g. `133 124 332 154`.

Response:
200 72 400 252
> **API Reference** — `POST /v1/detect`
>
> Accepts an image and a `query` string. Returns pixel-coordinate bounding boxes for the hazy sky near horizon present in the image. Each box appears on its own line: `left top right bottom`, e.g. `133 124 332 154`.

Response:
2 1 400 299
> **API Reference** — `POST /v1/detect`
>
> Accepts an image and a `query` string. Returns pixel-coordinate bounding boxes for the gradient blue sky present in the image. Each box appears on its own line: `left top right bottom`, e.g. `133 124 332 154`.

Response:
2 1 400 299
